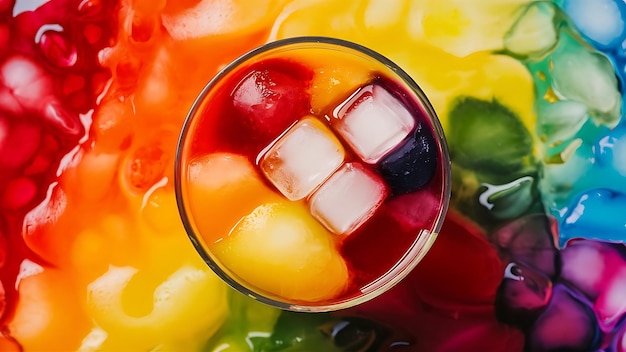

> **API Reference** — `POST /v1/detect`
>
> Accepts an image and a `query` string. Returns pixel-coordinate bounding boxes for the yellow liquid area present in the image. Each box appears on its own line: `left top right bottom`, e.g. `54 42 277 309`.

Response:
268 0 537 134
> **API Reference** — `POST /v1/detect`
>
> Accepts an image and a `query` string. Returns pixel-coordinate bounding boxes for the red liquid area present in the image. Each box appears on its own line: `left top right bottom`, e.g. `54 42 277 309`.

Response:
188 56 446 300
345 211 525 352
0 0 117 337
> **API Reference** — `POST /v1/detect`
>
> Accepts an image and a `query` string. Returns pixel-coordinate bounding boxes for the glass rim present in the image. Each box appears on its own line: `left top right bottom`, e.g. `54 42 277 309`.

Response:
174 35 452 312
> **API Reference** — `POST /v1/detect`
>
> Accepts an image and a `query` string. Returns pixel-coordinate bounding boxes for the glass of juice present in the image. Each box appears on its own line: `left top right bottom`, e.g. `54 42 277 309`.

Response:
175 37 451 312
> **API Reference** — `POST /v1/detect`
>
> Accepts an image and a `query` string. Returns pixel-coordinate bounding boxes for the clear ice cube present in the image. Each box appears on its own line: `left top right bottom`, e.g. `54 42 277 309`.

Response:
309 163 388 235
259 117 345 201
331 84 415 164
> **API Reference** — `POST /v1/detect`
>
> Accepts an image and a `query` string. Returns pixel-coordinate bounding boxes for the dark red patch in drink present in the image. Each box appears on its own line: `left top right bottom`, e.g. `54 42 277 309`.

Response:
191 58 313 160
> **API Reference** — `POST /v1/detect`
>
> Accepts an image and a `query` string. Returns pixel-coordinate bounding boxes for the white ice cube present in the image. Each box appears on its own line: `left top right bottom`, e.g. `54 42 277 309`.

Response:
259 117 345 201
309 163 388 235
331 84 415 163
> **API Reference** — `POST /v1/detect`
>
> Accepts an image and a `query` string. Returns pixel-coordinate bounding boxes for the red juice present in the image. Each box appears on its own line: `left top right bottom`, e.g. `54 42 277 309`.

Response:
0 0 118 338
176 37 450 311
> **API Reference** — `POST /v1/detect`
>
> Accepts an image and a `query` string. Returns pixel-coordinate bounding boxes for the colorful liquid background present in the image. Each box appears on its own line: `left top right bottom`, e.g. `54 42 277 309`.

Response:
1 0 626 351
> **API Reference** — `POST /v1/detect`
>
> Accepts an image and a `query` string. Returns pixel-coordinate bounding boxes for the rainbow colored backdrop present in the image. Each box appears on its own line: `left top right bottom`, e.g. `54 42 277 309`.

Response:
1 0 626 351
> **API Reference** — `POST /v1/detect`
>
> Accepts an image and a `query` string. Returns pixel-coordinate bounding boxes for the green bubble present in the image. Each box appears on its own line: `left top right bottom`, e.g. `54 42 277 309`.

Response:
258 313 385 352
203 291 280 352
504 1 558 59
447 96 534 174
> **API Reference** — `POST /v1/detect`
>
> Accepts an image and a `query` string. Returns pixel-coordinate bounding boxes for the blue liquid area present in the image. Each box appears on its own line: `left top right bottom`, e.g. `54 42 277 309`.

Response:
540 123 626 246
523 0 626 246
558 0 626 50
560 189 626 245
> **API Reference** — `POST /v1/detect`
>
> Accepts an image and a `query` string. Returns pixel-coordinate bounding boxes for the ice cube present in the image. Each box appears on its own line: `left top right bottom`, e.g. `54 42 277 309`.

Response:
309 163 388 235
259 117 345 201
331 84 415 164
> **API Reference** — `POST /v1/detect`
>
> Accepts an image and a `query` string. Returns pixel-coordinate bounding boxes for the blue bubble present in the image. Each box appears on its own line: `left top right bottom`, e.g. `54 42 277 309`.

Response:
562 0 626 50
559 189 626 245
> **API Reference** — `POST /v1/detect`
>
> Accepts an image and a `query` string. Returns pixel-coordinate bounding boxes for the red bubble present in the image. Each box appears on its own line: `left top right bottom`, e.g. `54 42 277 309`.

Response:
82 23 102 44
0 177 38 210
38 29 78 68
0 121 42 171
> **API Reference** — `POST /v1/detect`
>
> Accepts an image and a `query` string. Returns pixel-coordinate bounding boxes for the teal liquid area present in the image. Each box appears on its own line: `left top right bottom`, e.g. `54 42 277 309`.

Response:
483 2 626 351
